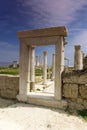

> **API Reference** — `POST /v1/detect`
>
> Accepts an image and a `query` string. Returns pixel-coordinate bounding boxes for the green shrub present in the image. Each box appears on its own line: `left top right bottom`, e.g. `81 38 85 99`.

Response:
77 109 87 121
0 67 19 75
35 68 43 76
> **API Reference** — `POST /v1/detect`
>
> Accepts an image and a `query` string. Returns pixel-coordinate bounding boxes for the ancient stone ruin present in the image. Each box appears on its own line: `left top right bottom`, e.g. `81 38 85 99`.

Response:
0 26 87 111
16 26 68 109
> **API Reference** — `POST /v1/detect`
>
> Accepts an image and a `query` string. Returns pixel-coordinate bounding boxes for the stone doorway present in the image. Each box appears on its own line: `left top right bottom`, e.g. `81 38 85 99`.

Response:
17 26 68 109
34 45 55 95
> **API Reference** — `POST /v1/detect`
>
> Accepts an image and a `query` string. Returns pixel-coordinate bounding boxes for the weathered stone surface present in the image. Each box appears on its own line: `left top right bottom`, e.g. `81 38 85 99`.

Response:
62 73 78 84
0 98 16 108
84 100 87 109
78 74 87 84
79 85 87 99
17 26 68 38
77 98 83 105
1 90 18 99
0 75 19 99
63 84 78 98
62 70 87 84
69 102 84 110
67 99 84 110
62 70 87 110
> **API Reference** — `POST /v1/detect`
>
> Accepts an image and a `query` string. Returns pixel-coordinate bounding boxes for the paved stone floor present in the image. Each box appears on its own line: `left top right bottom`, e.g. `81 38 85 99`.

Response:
0 99 87 130
35 79 54 93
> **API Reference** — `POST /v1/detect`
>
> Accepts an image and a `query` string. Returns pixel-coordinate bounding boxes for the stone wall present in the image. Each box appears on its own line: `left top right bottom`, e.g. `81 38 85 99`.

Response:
0 71 87 111
0 75 19 99
0 75 43 100
83 55 87 69
62 69 87 110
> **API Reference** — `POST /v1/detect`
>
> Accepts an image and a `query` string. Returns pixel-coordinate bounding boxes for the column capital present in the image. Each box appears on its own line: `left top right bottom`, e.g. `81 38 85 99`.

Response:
52 53 55 56
43 51 47 55
74 45 81 50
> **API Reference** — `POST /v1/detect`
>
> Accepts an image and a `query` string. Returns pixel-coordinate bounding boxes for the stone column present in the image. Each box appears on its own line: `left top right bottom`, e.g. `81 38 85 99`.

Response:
81 51 83 69
35 56 39 67
51 53 55 80
30 46 35 91
17 41 31 102
74 45 83 70
55 36 64 100
64 57 70 67
43 51 47 84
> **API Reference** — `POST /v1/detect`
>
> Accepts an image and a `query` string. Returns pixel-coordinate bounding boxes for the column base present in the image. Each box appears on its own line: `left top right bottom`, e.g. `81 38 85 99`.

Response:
16 94 27 102
30 82 35 92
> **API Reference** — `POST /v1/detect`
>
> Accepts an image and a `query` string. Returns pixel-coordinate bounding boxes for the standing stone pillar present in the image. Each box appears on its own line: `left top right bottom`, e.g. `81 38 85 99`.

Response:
30 46 35 91
74 45 83 70
35 56 39 67
43 51 47 84
17 41 31 102
51 53 55 80
55 36 64 100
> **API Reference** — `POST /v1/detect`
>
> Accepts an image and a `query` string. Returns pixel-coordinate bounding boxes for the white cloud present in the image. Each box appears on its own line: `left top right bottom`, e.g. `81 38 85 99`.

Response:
71 30 87 53
18 0 87 27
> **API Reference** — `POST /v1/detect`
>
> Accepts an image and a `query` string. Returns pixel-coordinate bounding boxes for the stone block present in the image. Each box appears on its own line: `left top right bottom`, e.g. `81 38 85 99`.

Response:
78 74 87 84
68 100 84 110
63 74 78 84
77 98 83 105
79 85 87 99
1 89 18 99
27 94 67 110
0 75 19 99
84 100 87 109
63 84 78 99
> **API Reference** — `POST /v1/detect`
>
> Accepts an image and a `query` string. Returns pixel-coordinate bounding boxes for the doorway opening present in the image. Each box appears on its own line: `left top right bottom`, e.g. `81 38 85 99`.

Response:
33 45 55 96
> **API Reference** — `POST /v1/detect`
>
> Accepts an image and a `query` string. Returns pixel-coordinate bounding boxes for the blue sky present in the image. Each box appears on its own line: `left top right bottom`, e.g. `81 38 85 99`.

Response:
0 0 87 65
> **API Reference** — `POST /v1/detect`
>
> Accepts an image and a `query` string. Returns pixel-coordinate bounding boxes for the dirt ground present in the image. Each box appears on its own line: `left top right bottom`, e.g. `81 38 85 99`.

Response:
0 98 87 130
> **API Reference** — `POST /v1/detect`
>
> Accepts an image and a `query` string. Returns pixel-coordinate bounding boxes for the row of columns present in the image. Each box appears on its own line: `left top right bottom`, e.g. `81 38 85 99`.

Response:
23 45 82 91
30 49 56 87
29 48 54 91
30 47 55 87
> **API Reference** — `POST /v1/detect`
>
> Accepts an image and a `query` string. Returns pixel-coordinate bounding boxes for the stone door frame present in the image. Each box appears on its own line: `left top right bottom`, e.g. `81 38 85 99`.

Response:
17 26 68 104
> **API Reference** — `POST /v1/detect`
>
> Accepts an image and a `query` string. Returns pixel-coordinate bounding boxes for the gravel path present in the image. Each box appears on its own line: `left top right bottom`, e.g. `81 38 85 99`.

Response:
0 102 87 130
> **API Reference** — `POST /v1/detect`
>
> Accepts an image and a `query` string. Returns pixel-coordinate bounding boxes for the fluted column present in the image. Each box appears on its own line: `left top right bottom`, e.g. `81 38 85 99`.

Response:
74 45 83 70
51 53 55 80
43 51 47 84
30 46 35 91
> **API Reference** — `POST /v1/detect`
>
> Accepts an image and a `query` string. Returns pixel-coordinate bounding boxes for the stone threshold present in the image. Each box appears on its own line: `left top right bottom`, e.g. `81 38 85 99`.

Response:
27 92 67 110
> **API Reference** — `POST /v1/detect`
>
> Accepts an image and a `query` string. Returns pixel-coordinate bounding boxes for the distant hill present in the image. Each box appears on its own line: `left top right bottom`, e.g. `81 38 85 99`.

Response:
0 61 12 67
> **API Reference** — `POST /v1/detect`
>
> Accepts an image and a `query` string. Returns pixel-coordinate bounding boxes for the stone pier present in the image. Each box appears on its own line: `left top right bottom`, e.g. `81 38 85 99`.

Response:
55 36 65 100
43 51 47 84
74 45 83 70
30 46 35 91
51 53 55 80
